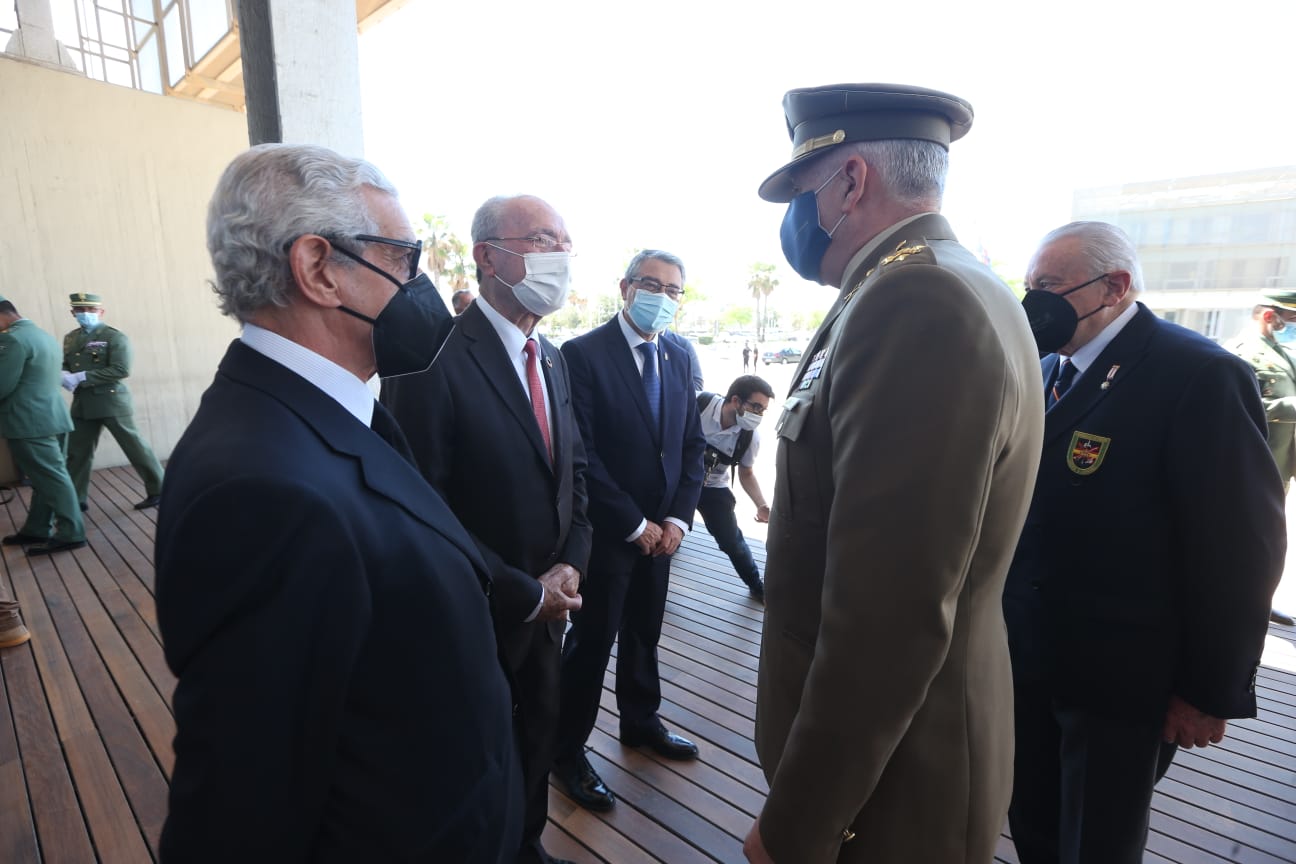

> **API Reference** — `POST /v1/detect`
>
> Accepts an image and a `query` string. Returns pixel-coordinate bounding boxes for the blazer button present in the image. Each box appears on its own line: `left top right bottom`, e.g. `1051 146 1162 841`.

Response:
1030 580 1041 590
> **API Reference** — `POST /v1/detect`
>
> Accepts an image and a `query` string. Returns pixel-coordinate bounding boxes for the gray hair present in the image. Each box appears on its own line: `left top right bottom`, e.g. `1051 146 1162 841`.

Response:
1040 221 1145 295
206 143 398 322
470 195 512 244
801 139 948 209
625 249 686 284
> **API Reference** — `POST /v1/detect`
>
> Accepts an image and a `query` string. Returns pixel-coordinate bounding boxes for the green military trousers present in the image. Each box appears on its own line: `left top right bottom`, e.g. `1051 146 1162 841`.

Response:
9 435 85 542
66 415 164 506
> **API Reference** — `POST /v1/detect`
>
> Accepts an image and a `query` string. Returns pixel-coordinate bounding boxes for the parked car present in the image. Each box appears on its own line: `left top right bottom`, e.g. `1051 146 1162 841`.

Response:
762 346 803 365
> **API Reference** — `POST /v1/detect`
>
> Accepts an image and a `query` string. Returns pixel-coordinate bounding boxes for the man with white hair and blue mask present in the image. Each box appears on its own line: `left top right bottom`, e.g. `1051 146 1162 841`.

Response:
745 83 1045 864
155 143 522 862
1005 220 1284 863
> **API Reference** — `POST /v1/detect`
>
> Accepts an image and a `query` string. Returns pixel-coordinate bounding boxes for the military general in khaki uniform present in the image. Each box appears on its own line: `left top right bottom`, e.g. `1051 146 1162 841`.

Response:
62 293 164 511
743 85 1045 864
0 295 86 557
1227 287 1296 626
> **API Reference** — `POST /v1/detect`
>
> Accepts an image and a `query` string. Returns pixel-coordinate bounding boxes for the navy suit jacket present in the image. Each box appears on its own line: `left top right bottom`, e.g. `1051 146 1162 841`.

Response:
1004 303 1285 718
561 316 705 563
381 300 592 637
155 340 522 863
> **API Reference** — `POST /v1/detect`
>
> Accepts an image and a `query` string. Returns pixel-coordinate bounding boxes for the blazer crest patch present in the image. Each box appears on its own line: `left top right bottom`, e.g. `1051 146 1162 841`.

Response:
1067 431 1111 475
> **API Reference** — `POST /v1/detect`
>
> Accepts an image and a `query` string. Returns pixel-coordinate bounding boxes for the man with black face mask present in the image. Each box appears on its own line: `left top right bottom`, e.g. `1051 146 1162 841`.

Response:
382 194 587 864
1004 220 1284 864
745 83 1045 864
155 144 521 862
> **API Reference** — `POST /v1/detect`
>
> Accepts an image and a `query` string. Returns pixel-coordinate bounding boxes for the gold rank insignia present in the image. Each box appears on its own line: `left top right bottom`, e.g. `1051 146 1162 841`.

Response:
879 241 928 268
1068 431 1111 475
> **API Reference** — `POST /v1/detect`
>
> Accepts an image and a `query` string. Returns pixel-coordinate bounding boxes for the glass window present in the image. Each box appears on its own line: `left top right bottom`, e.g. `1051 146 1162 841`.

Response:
163 5 185 87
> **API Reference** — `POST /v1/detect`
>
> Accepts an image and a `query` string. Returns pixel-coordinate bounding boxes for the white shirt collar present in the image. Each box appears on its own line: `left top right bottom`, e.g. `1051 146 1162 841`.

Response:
1066 301 1140 374
476 291 533 356
617 308 653 349
240 323 375 426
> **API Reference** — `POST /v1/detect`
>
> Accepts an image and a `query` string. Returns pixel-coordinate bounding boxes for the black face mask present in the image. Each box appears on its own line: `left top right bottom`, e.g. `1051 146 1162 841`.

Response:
334 255 452 378
1021 273 1109 354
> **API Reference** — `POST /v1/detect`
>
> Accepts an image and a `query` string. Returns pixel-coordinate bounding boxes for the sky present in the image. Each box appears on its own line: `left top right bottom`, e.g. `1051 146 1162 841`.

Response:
357 0 1296 323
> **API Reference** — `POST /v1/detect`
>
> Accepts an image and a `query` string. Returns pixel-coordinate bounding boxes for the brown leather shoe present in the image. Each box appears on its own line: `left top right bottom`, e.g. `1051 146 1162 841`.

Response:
0 600 31 648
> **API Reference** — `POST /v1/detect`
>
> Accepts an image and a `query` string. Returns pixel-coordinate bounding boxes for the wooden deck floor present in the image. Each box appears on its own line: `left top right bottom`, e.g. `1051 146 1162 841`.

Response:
0 466 1293 863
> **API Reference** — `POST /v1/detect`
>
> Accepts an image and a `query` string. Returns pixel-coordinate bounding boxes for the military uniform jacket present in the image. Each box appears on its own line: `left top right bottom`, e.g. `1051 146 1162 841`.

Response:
1005 304 1284 720
63 323 135 419
756 213 1045 864
1228 332 1296 483
0 318 74 439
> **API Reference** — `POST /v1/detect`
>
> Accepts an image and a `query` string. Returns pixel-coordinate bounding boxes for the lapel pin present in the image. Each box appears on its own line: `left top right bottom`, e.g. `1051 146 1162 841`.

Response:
1100 365 1120 390
544 356 553 368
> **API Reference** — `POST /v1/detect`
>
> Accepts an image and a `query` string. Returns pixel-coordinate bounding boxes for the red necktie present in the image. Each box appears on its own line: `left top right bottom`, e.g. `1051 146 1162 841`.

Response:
522 339 552 463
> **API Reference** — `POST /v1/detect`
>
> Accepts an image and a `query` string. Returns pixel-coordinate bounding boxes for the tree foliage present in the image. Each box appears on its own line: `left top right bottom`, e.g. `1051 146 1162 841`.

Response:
418 214 475 295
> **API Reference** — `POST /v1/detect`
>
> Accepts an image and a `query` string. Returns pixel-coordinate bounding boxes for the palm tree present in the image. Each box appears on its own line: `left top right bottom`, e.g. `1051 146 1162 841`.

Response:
748 263 779 342
417 214 475 295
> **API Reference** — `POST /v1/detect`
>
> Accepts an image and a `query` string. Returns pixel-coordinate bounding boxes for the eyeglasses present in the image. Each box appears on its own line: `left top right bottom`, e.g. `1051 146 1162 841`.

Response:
483 234 573 253
350 234 422 280
741 399 768 416
629 276 685 301
286 233 422 281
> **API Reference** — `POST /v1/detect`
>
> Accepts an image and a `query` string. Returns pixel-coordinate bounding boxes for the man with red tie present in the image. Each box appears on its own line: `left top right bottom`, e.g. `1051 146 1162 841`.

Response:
382 194 588 864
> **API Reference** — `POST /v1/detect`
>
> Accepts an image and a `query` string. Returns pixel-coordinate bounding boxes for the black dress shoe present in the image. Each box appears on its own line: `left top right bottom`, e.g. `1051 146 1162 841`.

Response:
1272 608 1296 626
552 754 615 812
745 577 765 602
2 532 48 546
620 722 699 760
79 501 88 513
134 495 161 510
26 539 87 556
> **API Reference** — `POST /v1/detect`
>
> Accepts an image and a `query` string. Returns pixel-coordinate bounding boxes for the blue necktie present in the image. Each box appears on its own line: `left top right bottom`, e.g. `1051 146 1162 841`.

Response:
1048 360 1078 408
637 342 661 430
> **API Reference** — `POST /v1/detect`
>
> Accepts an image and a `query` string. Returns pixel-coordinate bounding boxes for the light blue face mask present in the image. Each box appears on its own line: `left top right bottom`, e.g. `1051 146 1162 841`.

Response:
1276 322 1296 345
627 288 678 334
74 312 100 330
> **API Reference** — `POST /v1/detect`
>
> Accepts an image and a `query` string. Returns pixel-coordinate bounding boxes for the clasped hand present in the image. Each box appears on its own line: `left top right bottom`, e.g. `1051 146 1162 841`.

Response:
61 371 86 392
536 564 581 622
632 520 682 557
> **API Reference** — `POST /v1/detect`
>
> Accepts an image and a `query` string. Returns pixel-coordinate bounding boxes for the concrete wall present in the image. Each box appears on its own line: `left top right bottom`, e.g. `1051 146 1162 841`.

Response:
0 56 247 469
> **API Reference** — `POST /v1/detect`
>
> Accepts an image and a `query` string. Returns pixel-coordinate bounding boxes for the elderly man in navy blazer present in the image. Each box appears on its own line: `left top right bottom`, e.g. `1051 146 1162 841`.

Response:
552 249 706 812
156 144 521 862
1007 220 1284 863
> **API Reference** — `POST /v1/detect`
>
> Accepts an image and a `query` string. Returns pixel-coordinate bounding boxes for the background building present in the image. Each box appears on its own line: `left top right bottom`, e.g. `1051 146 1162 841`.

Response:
1074 166 1296 340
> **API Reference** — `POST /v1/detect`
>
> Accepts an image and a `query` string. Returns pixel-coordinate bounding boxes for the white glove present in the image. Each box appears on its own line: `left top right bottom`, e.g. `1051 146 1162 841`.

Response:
61 371 86 392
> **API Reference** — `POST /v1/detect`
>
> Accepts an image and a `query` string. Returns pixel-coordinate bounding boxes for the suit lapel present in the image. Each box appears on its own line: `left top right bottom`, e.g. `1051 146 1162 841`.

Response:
603 316 659 440
1043 304 1157 446
218 341 488 572
460 305 552 468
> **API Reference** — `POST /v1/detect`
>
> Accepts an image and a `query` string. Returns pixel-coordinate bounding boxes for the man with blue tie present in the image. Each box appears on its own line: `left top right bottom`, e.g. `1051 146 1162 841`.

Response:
552 250 706 812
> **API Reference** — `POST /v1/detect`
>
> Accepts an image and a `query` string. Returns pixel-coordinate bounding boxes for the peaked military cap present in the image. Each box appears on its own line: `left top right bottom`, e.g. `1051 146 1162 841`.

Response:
1261 287 1296 312
758 83 974 202
69 293 103 307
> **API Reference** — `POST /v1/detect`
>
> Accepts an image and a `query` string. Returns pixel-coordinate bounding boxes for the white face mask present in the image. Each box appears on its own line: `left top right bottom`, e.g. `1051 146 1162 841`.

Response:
488 246 572 317
736 408 763 431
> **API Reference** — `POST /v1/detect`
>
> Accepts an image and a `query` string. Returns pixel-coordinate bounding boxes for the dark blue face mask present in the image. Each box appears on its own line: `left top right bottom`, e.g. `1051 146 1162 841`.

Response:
779 166 846 284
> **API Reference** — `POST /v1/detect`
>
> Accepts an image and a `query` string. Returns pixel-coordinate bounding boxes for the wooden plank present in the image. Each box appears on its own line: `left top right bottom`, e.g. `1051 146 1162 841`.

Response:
0 646 40 863
547 786 656 864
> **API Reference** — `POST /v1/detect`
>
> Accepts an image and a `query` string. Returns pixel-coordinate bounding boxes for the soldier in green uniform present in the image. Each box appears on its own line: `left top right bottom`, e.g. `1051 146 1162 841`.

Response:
62 293 164 511
1227 287 1296 626
0 294 86 558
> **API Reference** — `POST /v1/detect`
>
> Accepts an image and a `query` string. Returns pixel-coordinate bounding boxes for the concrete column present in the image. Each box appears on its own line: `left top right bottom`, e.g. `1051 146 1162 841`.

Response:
14 0 60 63
236 0 365 157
